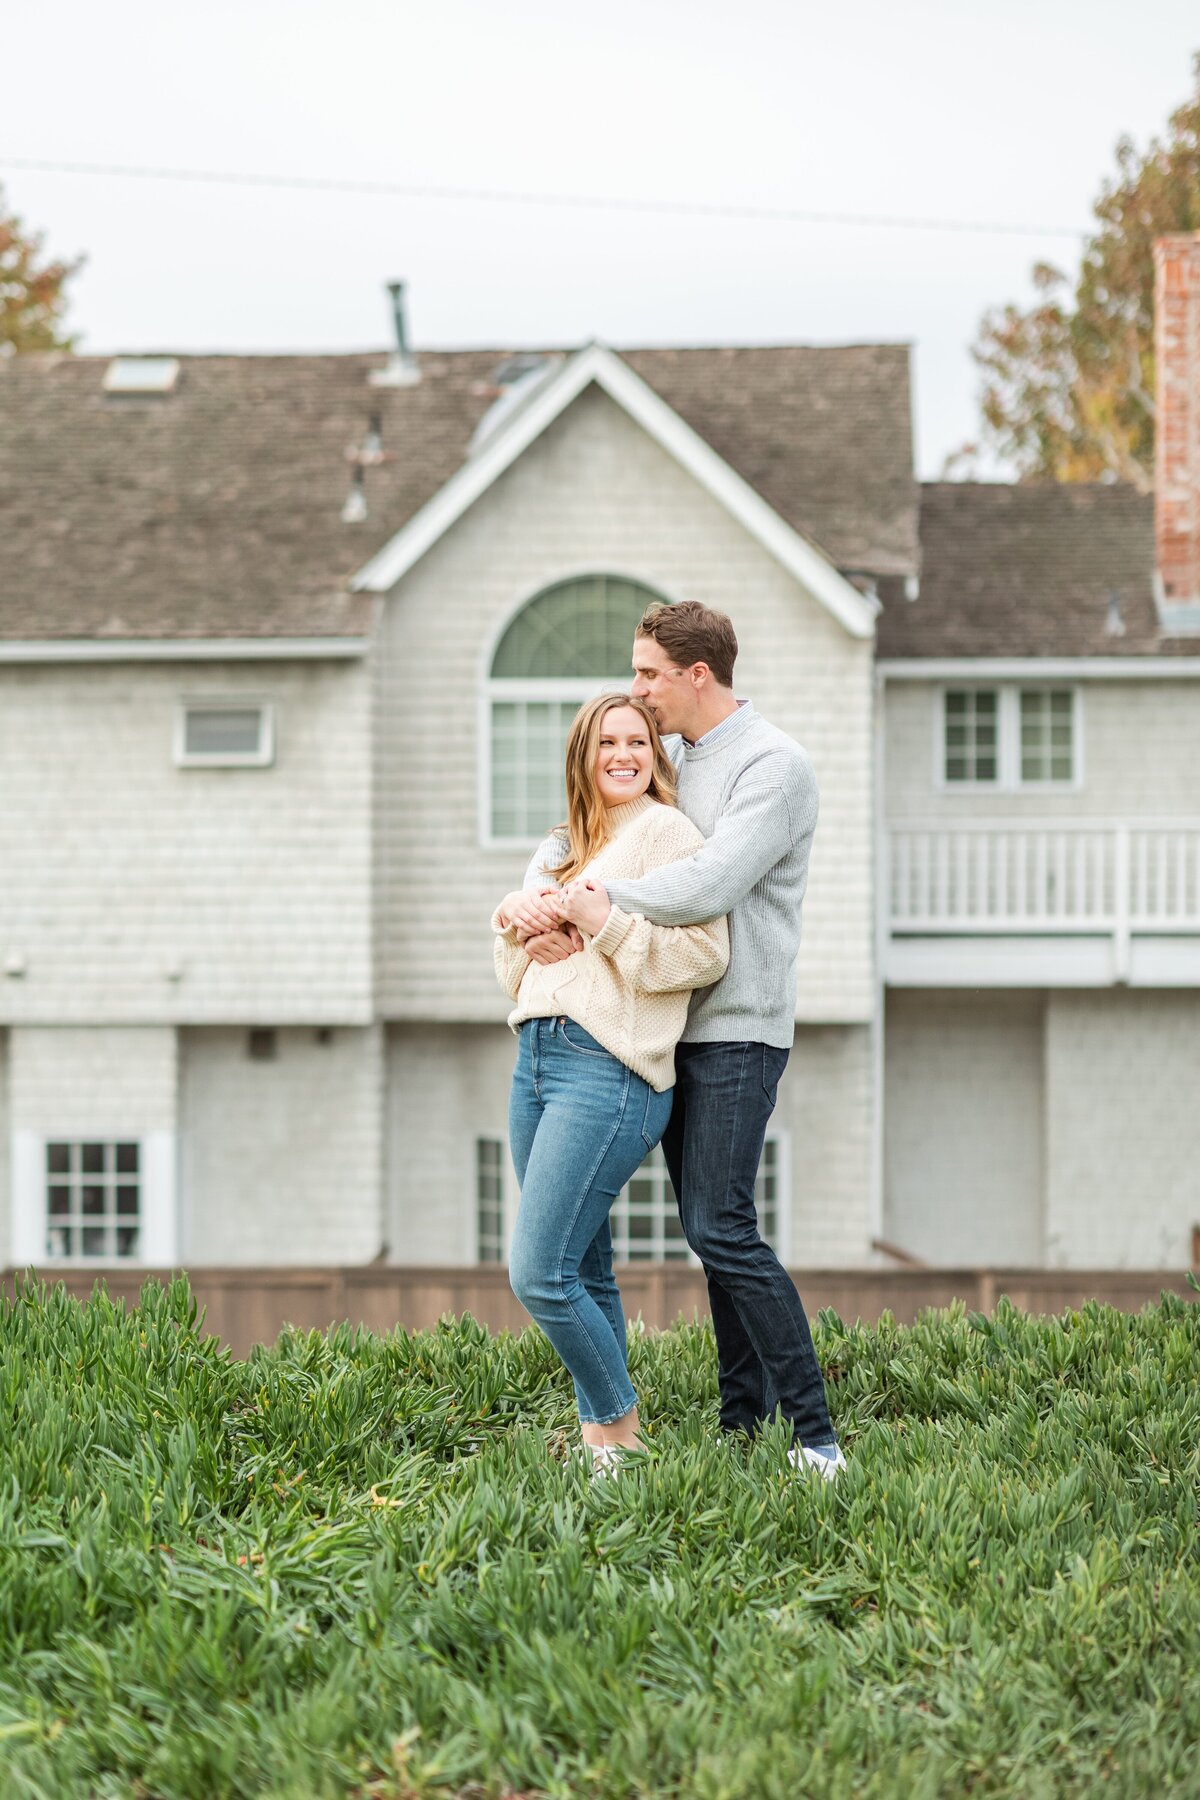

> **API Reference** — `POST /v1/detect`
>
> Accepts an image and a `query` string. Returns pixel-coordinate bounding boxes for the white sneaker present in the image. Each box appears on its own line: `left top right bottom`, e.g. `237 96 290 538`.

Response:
788 1442 846 1483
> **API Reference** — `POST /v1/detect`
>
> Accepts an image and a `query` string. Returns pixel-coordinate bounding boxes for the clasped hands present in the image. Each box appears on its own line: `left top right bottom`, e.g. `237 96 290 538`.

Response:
499 879 613 965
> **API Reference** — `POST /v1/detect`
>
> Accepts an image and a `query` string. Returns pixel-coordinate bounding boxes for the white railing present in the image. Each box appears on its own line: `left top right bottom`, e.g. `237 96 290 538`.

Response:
887 821 1200 952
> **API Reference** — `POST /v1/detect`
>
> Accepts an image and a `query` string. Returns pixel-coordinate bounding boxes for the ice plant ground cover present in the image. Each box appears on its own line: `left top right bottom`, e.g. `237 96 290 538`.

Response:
0 1279 1197 1800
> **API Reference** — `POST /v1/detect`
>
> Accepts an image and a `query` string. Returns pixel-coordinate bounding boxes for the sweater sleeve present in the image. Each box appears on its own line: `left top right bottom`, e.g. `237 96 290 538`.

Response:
588 810 729 994
491 831 567 998
604 760 817 925
522 831 569 892
590 904 728 994
492 926 532 999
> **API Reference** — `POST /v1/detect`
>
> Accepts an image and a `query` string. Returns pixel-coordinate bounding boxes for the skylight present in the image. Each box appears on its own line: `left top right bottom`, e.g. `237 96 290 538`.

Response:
103 357 181 395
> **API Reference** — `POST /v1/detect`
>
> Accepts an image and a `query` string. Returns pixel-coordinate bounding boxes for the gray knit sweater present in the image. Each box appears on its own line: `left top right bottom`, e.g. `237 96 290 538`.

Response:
602 703 818 1048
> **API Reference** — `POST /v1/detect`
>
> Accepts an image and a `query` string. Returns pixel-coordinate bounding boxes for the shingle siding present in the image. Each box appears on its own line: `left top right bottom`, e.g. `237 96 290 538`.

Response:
0 661 374 1024
884 992 1045 1265
883 680 1200 821
386 1024 517 1265
1045 992 1200 1268
0 1032 10 1261
10 1026 178 1133
178 1025 384 1264
775 1025 875 1267
376 385 875 1027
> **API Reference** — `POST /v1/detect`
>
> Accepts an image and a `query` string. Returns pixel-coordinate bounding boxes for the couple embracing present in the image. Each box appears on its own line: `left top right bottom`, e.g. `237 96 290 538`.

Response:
491 600 843 1480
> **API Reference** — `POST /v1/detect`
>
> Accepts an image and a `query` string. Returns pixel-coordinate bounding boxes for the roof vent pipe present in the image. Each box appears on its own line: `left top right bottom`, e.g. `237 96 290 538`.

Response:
369 280 421 388
1105 589 1126 637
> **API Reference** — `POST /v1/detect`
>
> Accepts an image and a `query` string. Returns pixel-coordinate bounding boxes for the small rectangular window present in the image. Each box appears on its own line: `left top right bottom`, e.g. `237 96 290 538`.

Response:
1019 689 1075 784
943 690 999 784
476 1139 506 1263
176 703 274 767
44 1141 141 1259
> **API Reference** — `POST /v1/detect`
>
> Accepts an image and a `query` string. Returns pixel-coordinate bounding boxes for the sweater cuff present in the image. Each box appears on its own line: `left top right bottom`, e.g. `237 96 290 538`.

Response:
490 907 521 943
590 904 635 957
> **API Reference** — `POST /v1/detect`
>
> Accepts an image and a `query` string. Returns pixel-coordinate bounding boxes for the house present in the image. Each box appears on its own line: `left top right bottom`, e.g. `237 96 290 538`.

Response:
1 240 1198 1285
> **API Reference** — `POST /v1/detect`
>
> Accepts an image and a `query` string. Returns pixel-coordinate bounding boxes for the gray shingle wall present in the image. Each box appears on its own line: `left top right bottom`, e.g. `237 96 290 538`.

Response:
0 660 373 1023
178 1025 384 1264
374 385 875 1028
883 678 1200 821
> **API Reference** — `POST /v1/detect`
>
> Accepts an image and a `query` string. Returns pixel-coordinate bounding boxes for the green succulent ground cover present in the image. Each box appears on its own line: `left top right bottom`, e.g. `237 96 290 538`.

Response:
0 1279 1198 1800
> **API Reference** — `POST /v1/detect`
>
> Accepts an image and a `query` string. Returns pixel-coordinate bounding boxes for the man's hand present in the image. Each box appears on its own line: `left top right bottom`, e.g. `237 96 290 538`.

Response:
524 925 584 965
560 878 612 937
506 888 566 939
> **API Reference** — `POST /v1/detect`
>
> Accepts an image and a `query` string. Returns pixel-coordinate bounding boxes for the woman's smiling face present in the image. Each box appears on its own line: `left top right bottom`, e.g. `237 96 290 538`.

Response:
593 705 654 808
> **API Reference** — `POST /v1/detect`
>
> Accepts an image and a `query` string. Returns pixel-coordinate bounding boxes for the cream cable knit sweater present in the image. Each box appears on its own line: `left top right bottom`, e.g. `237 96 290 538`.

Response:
492 795 729 1092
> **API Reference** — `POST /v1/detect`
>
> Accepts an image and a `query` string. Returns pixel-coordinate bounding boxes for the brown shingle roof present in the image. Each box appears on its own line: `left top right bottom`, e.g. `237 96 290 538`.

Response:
0 343 917 642
877 481 1194 659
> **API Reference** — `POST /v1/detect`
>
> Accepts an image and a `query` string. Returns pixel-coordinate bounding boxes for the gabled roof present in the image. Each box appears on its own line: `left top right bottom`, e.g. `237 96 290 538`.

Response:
877 481 1193 661
352 344 879 640
0 341 916 643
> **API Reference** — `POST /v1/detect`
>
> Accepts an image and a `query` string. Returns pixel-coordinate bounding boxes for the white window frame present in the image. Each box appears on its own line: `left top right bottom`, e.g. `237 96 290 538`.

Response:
477 570 683 850
609 1132 790 1266
479 677 615 850
935 685 1082 793
174 699 276 768
470 1132 790 1266
475 1137 509 1264
11 1131 177 1267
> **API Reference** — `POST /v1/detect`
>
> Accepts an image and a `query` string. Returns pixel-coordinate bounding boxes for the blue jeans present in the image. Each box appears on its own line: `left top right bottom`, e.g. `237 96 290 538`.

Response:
508 1017 674 1425
661 1040 836 1447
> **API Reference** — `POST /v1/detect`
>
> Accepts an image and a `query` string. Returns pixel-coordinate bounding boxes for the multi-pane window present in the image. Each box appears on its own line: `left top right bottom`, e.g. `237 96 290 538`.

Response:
1019 688 1074 783
476 1138 506 1263
45 1141 140 1259
609 1139 783 1263
486 575 671 842
941 687 1078 788
491 700 582 840
943 690 999 784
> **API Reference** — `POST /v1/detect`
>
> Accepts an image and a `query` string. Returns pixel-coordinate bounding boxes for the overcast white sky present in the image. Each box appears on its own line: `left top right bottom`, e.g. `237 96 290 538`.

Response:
4 1 1197 476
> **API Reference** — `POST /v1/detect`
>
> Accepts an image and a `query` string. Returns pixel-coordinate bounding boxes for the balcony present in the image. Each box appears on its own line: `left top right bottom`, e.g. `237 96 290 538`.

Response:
884 820 1200 986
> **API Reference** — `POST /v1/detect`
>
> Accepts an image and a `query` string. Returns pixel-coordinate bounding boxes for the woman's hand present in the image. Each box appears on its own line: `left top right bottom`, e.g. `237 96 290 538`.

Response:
503 888 566 938
560 878 612 936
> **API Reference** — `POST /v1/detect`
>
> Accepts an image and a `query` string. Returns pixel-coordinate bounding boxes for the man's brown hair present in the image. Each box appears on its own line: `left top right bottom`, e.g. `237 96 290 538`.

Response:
635 600 738 688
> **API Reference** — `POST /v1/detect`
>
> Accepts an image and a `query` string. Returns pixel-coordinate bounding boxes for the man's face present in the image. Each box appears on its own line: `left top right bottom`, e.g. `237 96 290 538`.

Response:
631 634 696 737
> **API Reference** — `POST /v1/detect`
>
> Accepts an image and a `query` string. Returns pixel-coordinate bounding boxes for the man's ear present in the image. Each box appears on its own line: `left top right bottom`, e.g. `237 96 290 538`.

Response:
689 661 712 693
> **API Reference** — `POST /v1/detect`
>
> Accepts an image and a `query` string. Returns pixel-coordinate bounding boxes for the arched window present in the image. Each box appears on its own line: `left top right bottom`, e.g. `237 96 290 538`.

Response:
485 574 671 843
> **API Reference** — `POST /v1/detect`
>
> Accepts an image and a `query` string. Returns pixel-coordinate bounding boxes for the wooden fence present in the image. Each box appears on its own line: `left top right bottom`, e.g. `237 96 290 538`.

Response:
3 1264 1196 1358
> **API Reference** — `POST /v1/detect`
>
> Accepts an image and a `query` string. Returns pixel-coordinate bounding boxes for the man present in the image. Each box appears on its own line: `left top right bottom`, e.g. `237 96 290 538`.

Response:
516 600 843 1480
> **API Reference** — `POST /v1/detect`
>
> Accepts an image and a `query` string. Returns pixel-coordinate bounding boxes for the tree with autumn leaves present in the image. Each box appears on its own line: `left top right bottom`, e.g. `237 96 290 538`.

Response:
963 56 1200 490
0 184 82 354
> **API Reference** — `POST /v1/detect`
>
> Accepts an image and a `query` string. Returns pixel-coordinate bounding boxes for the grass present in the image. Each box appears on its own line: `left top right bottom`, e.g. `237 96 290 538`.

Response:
0 1276 1198 1800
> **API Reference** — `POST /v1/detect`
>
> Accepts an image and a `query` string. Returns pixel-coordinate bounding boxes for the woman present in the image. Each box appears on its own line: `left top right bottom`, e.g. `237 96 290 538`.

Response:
492 694 728 1473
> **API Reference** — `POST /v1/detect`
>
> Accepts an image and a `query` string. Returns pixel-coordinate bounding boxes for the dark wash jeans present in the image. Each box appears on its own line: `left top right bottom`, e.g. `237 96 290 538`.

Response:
660 1040 836 1447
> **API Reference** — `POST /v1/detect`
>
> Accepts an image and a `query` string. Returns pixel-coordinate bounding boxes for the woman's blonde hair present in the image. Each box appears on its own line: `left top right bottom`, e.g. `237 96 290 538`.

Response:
553 693 676 885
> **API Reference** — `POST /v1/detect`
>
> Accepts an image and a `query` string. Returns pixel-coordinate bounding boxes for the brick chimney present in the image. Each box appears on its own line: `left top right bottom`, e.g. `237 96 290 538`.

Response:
1154 234 1200 621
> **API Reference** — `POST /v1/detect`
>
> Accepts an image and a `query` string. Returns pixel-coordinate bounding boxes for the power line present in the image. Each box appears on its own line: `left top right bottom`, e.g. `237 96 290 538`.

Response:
0 154 1088 240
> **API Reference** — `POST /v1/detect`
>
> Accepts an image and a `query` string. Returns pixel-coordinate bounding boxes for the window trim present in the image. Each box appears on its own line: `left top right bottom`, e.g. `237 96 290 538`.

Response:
174 699 276 768
478 570 682 849
934 685 1083 794
609 1131 790 1267
478 677 617 851
11 1130 177 1267
470 1131 790 1267
474 1136 510 1264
